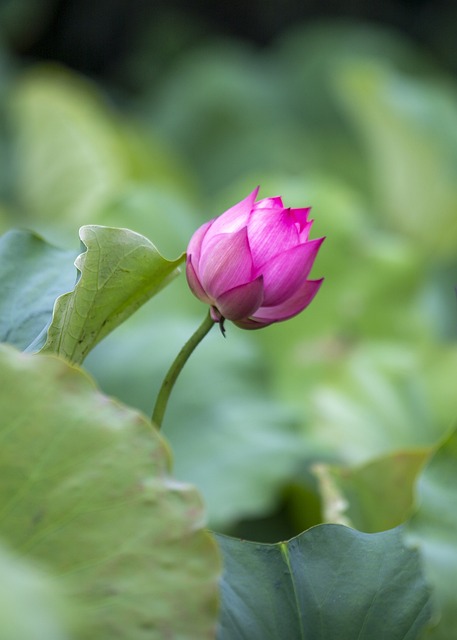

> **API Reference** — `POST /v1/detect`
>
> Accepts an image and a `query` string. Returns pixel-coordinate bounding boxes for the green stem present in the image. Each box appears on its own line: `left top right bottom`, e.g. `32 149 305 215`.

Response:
152 310 215 429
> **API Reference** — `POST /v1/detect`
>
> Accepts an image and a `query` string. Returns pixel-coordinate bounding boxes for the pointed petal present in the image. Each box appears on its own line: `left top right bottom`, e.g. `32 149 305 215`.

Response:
254 196 284 210
297 219 314 242
186 257 212 304
290 207 312 233
187 219 214 270
215 276 264 321
252 278 324 322
260 237 324 306
248 207 299 267
199 227 254 299
204 187 259 240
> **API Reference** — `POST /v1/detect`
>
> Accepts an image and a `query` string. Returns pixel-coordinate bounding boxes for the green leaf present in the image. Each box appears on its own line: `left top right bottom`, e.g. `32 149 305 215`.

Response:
216 525 433 639
0 229 77 350
0 540 70 640
0 344 220 639
314 449 430 533
406 426 457 639
40 225 184 364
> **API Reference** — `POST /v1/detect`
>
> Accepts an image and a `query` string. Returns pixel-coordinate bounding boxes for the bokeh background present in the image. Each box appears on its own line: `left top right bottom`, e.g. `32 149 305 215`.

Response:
1 0 457 540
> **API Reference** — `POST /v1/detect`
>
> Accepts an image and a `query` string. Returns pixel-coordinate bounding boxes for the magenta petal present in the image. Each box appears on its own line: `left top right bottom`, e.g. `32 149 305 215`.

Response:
187 219 214 269
297 219 314 242
290 207 311 233
254 196 283 210
252 278 323 322
232 316 272 330
199 227 253 299
186 257 211 304
260 237 324 306
248 208 299 267
215 276 264 321
204 187 259 240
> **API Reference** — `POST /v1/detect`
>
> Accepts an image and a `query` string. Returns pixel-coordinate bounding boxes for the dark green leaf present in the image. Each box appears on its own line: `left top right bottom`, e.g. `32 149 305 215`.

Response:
216 525 433 640
0 229 76 351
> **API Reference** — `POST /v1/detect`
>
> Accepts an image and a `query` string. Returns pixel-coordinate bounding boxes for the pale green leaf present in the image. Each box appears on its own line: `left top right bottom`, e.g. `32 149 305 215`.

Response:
0 540 70 640
40 225 184 364
0 344 220 639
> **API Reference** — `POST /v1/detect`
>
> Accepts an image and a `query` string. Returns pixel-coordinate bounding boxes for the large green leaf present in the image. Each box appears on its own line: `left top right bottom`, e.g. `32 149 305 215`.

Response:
0 540 70 640
216 525 433 639
0 344 220 639
40 225 184 364
406 426 457 639
0 229 77 351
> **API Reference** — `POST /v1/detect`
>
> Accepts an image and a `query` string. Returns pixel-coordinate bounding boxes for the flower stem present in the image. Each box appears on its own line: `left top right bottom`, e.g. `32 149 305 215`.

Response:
152 311 215 429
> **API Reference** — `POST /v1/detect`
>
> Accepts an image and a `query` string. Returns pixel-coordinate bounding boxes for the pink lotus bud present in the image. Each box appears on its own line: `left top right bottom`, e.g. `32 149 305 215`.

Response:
186 187 324 330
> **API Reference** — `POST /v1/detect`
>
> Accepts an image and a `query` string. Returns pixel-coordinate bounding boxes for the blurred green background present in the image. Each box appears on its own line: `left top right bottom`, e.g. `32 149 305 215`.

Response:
0 0 456 541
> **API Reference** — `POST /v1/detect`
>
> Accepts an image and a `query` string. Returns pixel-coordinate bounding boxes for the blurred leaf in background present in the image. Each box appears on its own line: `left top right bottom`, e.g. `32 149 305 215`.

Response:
8 67 198 245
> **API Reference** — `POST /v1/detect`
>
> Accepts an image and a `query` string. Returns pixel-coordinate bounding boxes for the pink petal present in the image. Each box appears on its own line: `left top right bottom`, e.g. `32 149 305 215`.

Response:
254 196 283 210
204 187 259 240
259 237 324 306
252 278 324 322
232 316 272 330
199 227 254 299
186 257 211 304
297 219 314 242
247 207 299 267
187 219 214 270
215 276 264 321
290 207 311 233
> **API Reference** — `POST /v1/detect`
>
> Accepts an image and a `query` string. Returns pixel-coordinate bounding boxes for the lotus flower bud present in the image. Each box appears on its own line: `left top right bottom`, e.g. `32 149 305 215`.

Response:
186 187 324 330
